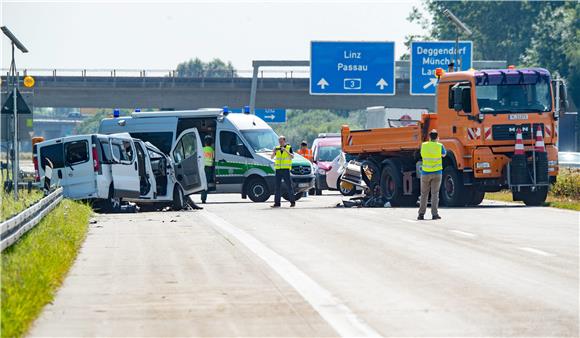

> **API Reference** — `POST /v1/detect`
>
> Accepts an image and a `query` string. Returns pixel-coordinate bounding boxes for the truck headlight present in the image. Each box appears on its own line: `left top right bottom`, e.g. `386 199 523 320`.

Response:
476 162 490 169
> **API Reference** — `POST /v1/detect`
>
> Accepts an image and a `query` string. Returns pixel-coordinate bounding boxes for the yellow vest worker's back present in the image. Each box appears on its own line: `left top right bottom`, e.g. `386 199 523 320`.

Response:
203 146 214 167
420 141 443 173
274 144 293 170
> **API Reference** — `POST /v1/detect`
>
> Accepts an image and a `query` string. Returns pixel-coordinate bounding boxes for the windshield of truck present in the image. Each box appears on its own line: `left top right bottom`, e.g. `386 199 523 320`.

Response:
317 145 341 162
476 79 551 114
241 129 278 152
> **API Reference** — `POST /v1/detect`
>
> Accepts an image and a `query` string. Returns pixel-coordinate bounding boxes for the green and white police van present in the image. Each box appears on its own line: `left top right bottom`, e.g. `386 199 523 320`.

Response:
99 109 315 202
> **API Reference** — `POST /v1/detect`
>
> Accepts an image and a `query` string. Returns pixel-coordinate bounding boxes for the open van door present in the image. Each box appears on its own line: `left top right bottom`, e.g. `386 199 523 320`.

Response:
110 137 140 198
171 128 207 195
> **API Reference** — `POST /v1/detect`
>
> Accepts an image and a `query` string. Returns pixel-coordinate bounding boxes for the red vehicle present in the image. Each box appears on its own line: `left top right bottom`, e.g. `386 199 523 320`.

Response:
311 134 342 195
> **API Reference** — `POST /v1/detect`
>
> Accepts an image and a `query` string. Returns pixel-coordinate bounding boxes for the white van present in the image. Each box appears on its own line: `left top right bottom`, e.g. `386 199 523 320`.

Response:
99 109 315 202
33 133 205 210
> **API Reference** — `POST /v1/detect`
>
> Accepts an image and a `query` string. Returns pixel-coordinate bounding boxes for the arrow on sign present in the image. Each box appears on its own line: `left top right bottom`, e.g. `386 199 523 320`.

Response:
423 78 438 89
263 114 275 120
376 78 388 90
317 78 329 89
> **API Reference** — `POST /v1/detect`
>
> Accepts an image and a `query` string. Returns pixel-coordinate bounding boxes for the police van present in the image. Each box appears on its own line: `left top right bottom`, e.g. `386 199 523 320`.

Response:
99 109 315 202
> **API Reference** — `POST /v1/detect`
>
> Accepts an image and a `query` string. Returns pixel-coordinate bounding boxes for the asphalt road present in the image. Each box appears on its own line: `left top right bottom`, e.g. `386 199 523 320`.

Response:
29 193 579 337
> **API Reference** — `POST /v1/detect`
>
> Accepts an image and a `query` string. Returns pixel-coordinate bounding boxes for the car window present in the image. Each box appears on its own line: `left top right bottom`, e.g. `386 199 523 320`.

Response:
122 141 134 162
98 138 113 164
40 143 64 169
65 140 89 165
173 140 184 163
111 139 133 164
220 131 252 158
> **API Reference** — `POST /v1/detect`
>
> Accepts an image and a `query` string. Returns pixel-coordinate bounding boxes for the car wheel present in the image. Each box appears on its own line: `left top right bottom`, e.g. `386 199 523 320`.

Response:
172 185 186 210
338 178 356 196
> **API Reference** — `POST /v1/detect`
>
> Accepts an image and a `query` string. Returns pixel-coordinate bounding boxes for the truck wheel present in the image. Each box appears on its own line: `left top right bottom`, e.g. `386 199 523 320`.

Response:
172 185 186 210
338 178 356 196
440 166 467 207
380 161 417 207
465 187 485 206
519 186 548 206
246 178 270 203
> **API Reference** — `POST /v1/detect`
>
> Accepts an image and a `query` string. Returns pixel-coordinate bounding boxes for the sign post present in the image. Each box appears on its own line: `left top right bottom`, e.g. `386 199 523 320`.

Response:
310 41 395 95
410 41 472 95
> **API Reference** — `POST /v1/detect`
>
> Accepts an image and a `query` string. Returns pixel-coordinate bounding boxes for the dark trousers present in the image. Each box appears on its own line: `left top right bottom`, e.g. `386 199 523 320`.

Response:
274 169 294 205
201 166 214 202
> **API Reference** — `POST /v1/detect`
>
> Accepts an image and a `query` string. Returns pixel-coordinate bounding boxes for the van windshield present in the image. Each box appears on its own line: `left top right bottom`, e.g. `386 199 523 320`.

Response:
130 132 173 154
241 129 278 153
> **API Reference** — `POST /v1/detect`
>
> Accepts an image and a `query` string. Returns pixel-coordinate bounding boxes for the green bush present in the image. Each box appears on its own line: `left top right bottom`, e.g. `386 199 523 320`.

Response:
551 168 580 199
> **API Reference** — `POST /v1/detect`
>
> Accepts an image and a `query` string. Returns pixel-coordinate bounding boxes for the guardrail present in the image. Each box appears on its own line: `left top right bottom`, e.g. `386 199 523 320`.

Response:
1 187 63 251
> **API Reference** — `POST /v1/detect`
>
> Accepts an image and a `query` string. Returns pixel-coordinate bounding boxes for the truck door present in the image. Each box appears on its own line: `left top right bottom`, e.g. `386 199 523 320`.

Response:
110 137 140 198
216 130 253 193
172 128 206 195
63 139 95 199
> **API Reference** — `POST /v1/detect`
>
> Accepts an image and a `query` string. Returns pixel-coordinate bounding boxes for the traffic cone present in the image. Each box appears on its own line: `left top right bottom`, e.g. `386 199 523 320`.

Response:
511 128 528 185
514 128 525 155
534 126 545 153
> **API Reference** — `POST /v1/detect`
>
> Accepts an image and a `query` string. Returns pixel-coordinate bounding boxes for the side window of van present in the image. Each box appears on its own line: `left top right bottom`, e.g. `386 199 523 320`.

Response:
98 138 113 164
220 131 252 158
173 140 185 164
65 140 89 165
40 143 64 169
111 140 133 164
181 133 197 159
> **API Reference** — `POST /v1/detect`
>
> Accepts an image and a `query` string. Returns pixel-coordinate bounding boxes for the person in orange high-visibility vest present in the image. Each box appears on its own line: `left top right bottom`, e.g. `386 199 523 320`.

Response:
297 141 313 162
201 135 215 204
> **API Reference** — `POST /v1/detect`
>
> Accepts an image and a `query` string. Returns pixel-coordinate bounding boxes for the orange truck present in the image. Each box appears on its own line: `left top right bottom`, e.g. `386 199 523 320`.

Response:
341 67 568 207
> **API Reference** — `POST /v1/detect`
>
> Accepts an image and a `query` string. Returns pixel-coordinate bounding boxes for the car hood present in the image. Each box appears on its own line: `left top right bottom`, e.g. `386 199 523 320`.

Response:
316 161 332 171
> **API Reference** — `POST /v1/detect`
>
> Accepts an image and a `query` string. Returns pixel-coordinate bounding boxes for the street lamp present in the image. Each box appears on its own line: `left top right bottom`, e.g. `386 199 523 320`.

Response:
1 26 29 199
442 9 472 72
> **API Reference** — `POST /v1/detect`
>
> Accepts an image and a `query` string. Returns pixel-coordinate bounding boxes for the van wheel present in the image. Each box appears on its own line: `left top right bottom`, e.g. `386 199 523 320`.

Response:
339 178 356 196
101 184 121 213
440 166 467 207
172 185 186 210
246 178 270 203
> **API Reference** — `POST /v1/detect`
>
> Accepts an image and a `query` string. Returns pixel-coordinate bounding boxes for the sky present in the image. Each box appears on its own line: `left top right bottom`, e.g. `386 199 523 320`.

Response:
1 0 424 73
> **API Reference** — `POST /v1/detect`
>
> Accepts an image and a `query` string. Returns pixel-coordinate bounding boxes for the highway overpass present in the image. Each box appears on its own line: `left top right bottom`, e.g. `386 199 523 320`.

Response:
1 61 505 111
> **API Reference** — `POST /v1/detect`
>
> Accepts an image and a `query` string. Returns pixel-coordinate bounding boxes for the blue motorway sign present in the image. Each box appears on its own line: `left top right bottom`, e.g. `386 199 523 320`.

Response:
310 41 395 95
410 41 472 95
230 108 286 123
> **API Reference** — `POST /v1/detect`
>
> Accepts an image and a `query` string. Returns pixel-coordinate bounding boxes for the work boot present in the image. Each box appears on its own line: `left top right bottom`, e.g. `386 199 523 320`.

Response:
432 214 442 220
201 200 206 204
290 202 296 207
270 204 281 208
417 214 424 220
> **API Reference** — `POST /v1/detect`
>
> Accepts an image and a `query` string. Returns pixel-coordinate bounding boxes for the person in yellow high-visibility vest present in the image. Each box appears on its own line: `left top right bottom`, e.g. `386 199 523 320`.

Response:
270 135 295 208
418 129 446 220
201 135 215 204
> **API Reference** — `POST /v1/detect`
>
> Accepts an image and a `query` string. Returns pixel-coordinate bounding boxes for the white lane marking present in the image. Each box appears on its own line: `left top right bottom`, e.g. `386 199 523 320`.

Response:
448 230 477 238
518 247 556 257
201 211 381 338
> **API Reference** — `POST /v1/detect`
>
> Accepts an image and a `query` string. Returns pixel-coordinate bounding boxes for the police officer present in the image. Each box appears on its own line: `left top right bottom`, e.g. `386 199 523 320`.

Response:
201 135 215 204
418 129 446 220
270 135 295 208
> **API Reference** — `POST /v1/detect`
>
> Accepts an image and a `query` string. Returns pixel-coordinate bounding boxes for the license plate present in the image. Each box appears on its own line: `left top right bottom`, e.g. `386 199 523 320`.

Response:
298 183 310 188
509 114 528 120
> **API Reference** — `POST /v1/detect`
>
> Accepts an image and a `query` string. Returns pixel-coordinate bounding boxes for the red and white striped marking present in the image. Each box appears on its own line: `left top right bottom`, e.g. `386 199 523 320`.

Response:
347 136 353 146
544 125 552 138
467 127 481 140
484 127 492 140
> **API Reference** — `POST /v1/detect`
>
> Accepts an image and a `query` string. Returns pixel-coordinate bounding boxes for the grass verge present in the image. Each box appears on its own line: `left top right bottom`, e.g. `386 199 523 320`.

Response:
1 189 43 221
485 191 580 211
1 199 92 338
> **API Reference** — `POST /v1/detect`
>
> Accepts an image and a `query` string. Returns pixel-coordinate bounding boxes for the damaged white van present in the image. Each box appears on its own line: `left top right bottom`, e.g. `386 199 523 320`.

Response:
33 133 206 210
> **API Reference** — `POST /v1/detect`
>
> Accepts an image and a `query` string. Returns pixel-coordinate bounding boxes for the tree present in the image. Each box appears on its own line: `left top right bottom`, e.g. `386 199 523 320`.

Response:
176 58 237 78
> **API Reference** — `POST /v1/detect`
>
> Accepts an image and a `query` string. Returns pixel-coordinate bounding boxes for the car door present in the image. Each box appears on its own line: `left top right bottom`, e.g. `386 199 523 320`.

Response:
172 128 206 195
110 137 140 198
134 140 156 199
215 130 253 193
63 138 95 198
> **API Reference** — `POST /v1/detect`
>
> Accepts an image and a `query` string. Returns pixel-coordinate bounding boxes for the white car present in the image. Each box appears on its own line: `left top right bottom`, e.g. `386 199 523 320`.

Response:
325 152 359 196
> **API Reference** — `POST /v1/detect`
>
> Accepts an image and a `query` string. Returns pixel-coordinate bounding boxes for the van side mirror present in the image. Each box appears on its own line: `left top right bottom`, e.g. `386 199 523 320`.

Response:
560 82 569 112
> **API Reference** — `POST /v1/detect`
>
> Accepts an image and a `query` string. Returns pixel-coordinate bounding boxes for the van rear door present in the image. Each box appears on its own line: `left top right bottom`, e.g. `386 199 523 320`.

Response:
171 128 206 195
63 138 96 198
110 137 140 198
